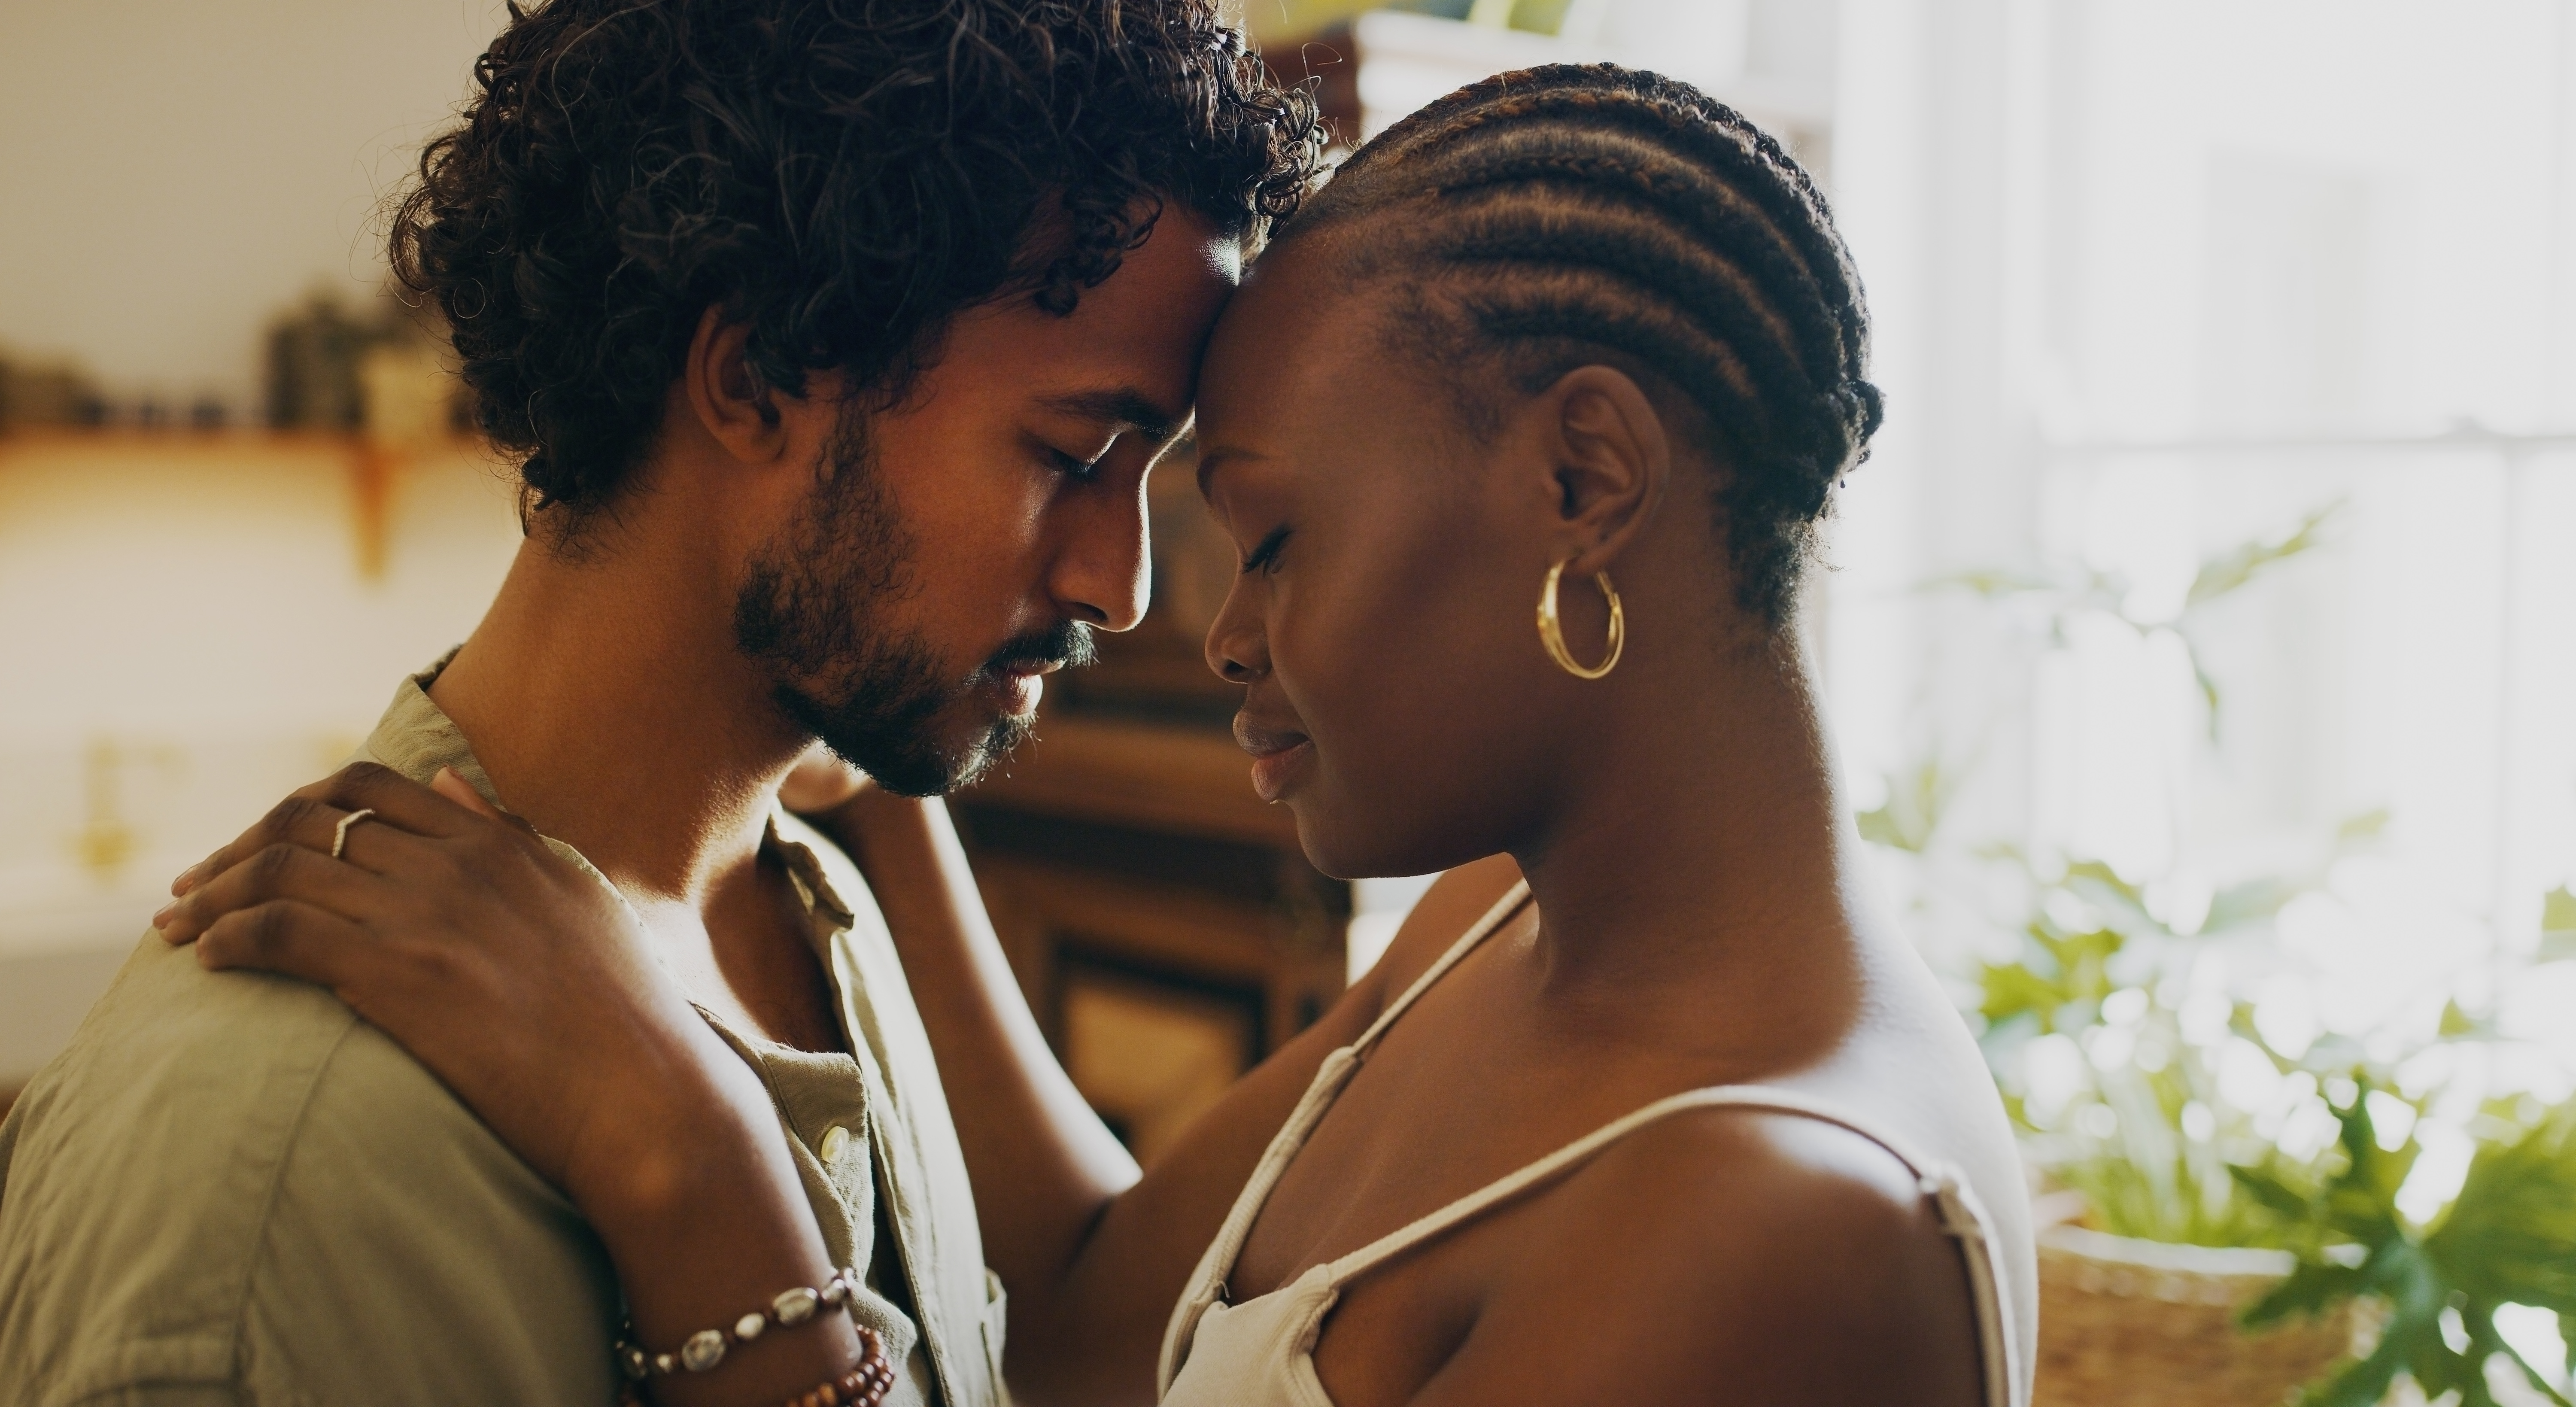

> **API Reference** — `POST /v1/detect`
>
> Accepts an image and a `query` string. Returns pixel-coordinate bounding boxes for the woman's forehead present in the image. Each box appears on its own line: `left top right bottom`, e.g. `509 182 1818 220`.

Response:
1202 252 1389 413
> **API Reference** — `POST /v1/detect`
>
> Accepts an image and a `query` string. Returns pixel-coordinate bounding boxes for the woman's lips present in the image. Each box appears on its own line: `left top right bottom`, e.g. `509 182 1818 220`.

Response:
1235 718 1314 803
1247 739 1314 803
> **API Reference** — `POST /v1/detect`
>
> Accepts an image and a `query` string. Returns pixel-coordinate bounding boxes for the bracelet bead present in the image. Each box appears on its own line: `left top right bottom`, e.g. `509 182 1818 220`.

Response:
784 1340 896 1407
617 1266 866 1380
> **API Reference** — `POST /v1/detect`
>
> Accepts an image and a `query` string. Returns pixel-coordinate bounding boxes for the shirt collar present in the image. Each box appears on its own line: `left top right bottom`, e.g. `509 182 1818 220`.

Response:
360 648 504 803
765 809 859 933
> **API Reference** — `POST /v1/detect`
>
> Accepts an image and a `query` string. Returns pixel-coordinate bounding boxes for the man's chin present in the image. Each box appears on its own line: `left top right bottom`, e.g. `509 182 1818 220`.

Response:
824 709 1034 799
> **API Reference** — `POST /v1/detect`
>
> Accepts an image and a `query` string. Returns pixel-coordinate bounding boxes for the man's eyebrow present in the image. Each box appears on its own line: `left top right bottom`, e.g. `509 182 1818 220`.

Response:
1039 388 1183 445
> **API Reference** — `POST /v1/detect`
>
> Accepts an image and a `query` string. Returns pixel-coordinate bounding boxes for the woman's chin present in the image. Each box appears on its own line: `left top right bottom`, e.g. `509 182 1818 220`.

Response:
1285 797 1467 884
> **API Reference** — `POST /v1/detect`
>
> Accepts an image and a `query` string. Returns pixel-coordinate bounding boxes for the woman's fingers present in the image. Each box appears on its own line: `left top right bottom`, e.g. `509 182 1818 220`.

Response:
156 839 386 945
169 762 476 896
429 766 538 839
194 898 368 988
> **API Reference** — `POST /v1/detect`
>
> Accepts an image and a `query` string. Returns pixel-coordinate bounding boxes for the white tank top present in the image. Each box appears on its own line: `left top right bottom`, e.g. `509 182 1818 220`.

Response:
1157 882 2025 1407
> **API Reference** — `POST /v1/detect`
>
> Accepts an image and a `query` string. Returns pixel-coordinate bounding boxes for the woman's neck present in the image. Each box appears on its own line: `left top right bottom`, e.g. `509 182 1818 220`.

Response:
1507 633 1868 1053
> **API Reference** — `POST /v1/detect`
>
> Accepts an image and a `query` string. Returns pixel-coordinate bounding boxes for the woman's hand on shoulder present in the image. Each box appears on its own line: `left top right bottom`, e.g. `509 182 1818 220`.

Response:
149 762 769 1216
1408 1108 1988 1407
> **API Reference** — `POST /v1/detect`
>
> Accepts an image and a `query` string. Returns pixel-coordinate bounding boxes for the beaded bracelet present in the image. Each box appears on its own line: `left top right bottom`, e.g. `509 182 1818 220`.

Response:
616 1267 868 1380
613 1332 894 1407
784 1353 898 1407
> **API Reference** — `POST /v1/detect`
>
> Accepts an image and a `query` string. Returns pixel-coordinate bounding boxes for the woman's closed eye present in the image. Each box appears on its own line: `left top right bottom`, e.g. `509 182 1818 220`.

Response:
1241 524 1290 575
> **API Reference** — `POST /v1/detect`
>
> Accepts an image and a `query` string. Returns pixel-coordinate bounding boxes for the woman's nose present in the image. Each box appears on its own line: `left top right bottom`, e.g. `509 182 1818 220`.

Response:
1203 580 1267 684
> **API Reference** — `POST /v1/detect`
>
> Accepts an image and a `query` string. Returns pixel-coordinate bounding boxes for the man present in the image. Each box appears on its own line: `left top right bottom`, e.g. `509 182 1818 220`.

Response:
0 1 1318 1402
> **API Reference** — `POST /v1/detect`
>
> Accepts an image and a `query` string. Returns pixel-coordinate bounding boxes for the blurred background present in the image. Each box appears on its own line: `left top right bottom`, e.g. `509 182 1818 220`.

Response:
3 1 2574 1398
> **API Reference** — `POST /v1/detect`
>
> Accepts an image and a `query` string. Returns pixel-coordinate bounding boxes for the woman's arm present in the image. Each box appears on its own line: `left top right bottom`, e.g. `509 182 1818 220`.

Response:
156 765 868 1407
159 757 1526 1407
813 786 1520 1407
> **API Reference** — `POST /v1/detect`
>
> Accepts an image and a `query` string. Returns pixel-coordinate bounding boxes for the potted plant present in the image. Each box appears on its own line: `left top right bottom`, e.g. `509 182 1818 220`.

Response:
2234 1071 2576 1407
1857 508 2576 1404
1966 848 2368 1407
1956 850 2576 1406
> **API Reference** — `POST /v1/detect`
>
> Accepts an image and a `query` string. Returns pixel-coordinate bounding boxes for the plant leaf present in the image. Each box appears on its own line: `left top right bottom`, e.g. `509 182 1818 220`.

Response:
2439 1000 2495 1039
2230 1163 2317 1222
2542 887 2576 962
2187 503 2340 610
2243 1258 2367 1328
2205 876 2301 932
1921 567 2054 598
2336 809 2391 845
1977 961 2064 1030
2297 1328 2406 1407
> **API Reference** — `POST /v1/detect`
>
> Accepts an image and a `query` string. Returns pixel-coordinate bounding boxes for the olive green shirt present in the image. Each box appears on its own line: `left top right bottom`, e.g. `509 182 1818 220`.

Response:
0 665 1009 1407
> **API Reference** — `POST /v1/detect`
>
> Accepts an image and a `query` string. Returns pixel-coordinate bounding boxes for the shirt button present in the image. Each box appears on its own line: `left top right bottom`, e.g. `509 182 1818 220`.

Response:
818 1124 851 1163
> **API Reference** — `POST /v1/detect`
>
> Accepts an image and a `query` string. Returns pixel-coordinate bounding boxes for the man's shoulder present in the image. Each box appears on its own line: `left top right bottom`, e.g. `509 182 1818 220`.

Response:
0 934 617 1405
3 932 371 1198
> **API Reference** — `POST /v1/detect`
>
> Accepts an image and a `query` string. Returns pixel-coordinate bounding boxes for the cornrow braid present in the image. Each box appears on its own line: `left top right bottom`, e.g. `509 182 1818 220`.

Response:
1281 64 1882 626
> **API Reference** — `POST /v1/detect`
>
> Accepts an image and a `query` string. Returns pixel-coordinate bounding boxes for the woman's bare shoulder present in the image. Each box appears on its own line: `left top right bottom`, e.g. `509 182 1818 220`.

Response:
1413 1103 1988 1407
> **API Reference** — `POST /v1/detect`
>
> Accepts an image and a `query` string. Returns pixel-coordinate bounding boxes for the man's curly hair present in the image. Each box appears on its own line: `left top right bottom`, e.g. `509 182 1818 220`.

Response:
393 0 1323 516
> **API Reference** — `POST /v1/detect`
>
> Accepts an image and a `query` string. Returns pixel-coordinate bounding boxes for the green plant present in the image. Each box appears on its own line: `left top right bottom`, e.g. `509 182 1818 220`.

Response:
1969 847 2352 1248
1928 502 2338 735
1870 500 2576 1400
2236 1081 2576 1407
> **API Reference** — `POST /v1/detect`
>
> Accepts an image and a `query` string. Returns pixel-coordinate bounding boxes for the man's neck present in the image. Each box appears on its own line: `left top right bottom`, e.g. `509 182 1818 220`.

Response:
428 525 807 909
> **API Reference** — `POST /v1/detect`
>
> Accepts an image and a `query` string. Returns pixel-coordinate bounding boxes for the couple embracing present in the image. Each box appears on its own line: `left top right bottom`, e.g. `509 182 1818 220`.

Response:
0 2 2035 1404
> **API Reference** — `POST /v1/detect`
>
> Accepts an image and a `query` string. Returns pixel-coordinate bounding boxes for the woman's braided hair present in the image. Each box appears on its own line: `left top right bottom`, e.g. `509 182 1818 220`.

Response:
1282 64 1882 626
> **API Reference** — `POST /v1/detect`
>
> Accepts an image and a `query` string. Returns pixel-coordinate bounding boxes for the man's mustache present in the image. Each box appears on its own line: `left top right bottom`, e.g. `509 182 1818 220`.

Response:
981 621 1097 677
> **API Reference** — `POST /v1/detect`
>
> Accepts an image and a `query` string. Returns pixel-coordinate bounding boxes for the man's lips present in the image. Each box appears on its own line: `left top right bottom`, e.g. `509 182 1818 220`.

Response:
979 658 1065 716
1234 717 1314 803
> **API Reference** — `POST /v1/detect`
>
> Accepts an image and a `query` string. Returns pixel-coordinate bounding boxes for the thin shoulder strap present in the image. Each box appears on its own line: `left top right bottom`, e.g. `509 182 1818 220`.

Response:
1349 880 1531 1057
1154 878 1534 1395
1320 1085 2021 1407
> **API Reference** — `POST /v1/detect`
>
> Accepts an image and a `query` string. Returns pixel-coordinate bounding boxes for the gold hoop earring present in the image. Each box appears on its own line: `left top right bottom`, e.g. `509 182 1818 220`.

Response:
1537 559 1625 680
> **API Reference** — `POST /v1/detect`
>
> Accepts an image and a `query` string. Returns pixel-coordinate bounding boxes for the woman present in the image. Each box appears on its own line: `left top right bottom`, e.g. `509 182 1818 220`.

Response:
158 65 2032 1407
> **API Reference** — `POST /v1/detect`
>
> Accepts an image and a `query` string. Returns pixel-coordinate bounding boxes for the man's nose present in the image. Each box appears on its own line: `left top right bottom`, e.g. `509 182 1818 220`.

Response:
1049 475 1151 632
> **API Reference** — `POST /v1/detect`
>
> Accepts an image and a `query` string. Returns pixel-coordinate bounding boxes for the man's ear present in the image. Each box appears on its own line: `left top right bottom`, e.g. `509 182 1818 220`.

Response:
1532 364 1671 577
682 305 788 465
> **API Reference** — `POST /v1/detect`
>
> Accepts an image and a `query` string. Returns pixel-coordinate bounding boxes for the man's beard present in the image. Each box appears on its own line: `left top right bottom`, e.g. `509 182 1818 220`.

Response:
731 414 1094 797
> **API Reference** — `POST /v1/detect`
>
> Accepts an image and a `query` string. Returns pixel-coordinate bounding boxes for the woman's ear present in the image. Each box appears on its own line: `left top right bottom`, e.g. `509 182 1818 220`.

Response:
682 305 790 465
1530 364 1671 576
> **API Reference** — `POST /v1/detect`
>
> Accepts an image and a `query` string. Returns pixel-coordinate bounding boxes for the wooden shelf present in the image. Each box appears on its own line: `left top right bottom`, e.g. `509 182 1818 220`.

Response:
0 429 496 579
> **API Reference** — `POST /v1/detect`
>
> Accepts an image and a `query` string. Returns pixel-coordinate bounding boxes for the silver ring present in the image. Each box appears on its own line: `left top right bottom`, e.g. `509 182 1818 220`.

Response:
331 808 377 860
